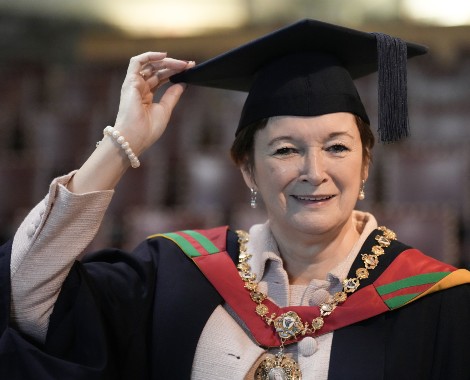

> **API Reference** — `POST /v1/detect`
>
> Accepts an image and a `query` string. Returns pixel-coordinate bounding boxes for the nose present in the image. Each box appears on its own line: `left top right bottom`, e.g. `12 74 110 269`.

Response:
299 149 326 185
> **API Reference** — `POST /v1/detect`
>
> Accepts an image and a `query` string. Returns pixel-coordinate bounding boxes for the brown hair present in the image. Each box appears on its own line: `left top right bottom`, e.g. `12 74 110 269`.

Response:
230 115 375 174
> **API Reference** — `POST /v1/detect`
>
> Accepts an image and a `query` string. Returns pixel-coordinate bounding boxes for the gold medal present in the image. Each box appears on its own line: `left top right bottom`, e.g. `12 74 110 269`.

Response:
255 352 301 380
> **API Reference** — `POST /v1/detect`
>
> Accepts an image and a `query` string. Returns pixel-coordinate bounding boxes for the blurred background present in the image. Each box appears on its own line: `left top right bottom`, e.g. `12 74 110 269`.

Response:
0 0 469 266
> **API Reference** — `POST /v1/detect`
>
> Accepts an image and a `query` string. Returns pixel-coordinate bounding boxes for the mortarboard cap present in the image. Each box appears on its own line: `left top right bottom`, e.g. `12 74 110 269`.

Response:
171 19 428 142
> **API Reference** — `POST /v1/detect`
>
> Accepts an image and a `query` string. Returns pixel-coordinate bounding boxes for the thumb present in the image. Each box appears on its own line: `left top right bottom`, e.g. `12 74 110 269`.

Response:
158 83 187 119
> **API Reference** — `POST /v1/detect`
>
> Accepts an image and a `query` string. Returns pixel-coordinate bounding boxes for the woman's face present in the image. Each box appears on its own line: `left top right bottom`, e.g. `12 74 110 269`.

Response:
241 112 369 237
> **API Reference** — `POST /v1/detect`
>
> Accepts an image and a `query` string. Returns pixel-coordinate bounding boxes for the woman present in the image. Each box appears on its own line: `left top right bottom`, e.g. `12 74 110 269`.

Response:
1 19 470 380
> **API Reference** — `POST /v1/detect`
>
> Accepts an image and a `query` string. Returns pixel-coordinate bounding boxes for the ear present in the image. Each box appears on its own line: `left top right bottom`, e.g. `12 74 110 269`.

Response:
240 163 256 190
361 152 371 182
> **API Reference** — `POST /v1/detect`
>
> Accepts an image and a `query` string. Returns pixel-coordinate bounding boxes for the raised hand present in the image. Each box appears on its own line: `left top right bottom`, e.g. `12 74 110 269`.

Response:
114 52 195 155
67 52 194 193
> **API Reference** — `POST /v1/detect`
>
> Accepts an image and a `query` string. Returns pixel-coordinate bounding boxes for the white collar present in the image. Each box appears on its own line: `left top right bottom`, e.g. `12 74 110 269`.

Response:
245 210 378 306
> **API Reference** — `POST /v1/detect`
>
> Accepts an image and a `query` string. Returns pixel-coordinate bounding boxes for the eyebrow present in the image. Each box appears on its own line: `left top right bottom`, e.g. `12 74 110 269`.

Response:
267 136 295 147
267 130 354 146
327 131 355 140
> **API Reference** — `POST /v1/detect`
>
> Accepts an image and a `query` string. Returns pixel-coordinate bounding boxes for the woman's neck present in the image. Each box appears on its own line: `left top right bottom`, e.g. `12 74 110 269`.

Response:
270 217 360 285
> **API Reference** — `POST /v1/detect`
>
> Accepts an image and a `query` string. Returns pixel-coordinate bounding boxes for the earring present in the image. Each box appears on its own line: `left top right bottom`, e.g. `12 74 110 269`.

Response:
250 188 258 209
358 180 366 200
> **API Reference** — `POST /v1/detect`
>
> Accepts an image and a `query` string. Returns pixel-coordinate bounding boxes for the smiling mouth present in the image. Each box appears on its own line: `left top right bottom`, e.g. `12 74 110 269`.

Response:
293 195 335 202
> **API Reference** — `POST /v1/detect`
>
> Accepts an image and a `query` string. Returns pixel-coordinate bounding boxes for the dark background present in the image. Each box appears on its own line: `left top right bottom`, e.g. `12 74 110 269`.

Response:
0 6 469 267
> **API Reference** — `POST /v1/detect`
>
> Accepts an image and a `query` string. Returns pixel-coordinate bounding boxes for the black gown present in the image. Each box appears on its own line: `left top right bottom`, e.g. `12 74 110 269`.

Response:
1 228 470 380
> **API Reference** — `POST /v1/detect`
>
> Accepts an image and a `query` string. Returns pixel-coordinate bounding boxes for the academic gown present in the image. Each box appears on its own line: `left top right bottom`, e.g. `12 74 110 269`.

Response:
1 228 470 380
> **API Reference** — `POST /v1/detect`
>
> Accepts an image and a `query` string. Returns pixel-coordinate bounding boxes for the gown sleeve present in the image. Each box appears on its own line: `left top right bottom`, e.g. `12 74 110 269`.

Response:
1 237 159 380
10 172 113 342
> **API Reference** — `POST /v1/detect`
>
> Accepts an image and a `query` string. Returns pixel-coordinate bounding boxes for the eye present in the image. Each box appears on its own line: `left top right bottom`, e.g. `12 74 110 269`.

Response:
326 143 350 154
273 146 298 156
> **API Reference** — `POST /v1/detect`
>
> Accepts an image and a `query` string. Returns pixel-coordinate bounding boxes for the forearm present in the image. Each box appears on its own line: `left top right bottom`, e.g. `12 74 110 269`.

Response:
67 133 134 194
10 172 113 342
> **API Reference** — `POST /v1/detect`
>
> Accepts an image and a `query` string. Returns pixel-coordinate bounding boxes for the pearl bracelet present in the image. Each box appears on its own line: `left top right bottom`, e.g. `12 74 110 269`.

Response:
99 126 141 168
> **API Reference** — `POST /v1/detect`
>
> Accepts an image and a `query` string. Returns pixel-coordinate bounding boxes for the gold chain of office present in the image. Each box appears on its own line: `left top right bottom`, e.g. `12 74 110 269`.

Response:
236 226 397 343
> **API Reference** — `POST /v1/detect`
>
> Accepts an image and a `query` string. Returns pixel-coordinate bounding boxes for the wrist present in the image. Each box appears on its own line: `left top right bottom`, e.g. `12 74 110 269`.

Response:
98 126 141 168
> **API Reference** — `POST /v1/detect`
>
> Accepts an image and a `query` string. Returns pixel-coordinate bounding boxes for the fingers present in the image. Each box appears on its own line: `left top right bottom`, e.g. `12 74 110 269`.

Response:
138 61 167 80
128 51 190 82
139 57 183 80
156 61 195 116
122 52 194 115
127 51 167 76
146 59 195 89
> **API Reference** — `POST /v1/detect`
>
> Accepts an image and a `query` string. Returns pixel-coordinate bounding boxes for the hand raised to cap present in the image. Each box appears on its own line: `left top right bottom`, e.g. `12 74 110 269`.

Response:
66 52 194 194
114 51 195 156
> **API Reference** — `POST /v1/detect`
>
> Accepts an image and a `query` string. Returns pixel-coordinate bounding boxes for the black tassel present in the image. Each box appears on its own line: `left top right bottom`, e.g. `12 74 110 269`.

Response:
371 32 409 143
